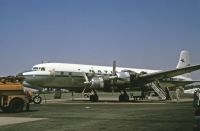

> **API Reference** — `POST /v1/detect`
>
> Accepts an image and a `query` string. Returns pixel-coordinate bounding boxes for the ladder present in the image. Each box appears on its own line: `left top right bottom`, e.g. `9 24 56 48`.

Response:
151 82 166 100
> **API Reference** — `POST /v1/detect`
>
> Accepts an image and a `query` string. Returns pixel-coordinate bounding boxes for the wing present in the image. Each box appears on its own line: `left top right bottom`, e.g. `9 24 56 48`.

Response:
159 80 200 87
139 64 200 83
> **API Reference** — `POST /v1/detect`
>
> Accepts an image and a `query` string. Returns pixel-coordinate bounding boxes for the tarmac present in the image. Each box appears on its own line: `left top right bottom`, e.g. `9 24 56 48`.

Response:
0 96 196 131
0 117 47 126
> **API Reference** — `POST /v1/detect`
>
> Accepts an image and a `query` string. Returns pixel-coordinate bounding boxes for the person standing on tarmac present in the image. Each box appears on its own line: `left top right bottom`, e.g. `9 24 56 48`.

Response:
193 90 200 115
165 87 171 100
25 89 32 111
175 88 181 102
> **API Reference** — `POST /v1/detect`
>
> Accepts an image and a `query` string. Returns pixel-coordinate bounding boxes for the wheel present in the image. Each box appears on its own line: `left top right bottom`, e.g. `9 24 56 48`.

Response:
0 107 10 113
124 94 129 102
90 95 94 102
119 94 124 102
33 96 42 104
89 94 99 102
119 94 129 102
9 98 24 113
93 94 99 102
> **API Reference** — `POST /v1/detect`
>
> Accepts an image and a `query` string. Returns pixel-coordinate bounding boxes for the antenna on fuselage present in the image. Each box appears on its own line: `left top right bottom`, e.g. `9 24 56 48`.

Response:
42 60 50 64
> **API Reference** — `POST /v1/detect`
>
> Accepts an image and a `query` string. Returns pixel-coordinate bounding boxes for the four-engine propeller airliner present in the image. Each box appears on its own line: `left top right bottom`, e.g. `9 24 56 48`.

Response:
20 50 200 103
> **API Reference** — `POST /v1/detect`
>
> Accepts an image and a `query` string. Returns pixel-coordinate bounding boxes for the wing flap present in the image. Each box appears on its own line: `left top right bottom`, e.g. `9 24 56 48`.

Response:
159 80 200 87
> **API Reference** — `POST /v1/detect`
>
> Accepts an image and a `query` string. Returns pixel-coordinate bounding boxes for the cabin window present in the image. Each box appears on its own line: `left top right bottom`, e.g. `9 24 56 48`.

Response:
90 70 95 73
98 70 101 73
104 70 108 73
60 72 64 75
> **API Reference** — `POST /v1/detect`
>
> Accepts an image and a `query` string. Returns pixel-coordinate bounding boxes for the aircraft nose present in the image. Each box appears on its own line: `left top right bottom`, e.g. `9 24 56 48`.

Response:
16 72 25 81
17 70 31 77
17 72 23 77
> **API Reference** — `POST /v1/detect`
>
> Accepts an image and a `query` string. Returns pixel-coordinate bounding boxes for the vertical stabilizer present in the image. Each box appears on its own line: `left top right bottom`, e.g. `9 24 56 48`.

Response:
176 50 190 68
176 50 192 79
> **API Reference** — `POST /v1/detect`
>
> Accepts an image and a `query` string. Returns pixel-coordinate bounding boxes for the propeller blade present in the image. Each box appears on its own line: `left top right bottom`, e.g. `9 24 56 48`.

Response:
112 60 117 94
83 72 90 83
112 60 116 75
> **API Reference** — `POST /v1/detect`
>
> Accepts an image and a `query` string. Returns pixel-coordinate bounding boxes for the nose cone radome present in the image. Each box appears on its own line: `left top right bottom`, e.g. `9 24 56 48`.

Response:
16 73 25 82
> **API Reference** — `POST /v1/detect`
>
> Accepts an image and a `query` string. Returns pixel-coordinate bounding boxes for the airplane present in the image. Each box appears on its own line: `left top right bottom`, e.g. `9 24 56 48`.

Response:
19 50 200 103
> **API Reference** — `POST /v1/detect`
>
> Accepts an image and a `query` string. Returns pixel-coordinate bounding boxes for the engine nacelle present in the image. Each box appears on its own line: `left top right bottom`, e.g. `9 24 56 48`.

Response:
116 71 130 82
90 77 104 89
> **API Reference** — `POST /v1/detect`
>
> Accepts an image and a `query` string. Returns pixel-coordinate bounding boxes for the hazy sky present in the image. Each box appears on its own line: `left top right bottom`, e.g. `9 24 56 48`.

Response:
0 0 200 78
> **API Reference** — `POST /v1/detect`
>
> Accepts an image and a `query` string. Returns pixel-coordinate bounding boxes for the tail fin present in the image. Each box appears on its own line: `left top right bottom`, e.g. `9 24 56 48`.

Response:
176 50 192 79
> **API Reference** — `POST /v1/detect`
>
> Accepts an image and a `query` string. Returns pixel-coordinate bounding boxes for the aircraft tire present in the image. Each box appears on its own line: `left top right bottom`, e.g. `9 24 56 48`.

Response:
90 94 99 102
0 107 10 113
119 94 129 102
119 94 124 102
124 94 129 102
93 94 99 102
33 96 42 104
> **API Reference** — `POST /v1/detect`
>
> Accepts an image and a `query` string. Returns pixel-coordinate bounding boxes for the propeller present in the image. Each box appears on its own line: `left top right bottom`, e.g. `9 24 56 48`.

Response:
82 72 97 93
112 60 117 94
83 72 105 89
81 60 145 92
81 73 89 96
83 73 90 85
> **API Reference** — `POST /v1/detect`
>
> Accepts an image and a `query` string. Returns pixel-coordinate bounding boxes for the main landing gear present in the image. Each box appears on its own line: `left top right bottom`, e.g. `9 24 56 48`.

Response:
89 90 99 102
119 90 129 102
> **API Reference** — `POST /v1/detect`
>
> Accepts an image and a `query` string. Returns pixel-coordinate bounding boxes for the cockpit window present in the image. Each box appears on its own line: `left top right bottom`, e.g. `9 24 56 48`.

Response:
32 67 45 71
33 67 38 70
41 67 45 71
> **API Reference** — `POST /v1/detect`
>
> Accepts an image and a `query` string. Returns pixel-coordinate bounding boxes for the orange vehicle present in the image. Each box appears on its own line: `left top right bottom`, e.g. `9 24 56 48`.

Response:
0 77 30 113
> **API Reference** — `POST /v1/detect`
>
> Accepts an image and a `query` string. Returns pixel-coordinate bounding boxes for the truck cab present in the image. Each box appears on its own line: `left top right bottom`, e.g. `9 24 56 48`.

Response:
0 77 30 113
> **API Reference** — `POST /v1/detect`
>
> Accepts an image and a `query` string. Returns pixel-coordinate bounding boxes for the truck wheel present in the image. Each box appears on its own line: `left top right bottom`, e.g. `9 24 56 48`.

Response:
119 94 129 102
33 96 42 104
9 98 24 113
0 107 10 113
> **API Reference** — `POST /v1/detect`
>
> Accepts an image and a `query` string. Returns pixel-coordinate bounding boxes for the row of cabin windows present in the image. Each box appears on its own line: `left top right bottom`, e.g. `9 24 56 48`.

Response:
33 67 116 74
59 71 112 76
88 69 114 74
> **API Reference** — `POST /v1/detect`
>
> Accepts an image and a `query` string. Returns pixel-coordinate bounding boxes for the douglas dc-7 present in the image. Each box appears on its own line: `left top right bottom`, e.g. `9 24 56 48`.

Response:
20 50 200 103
